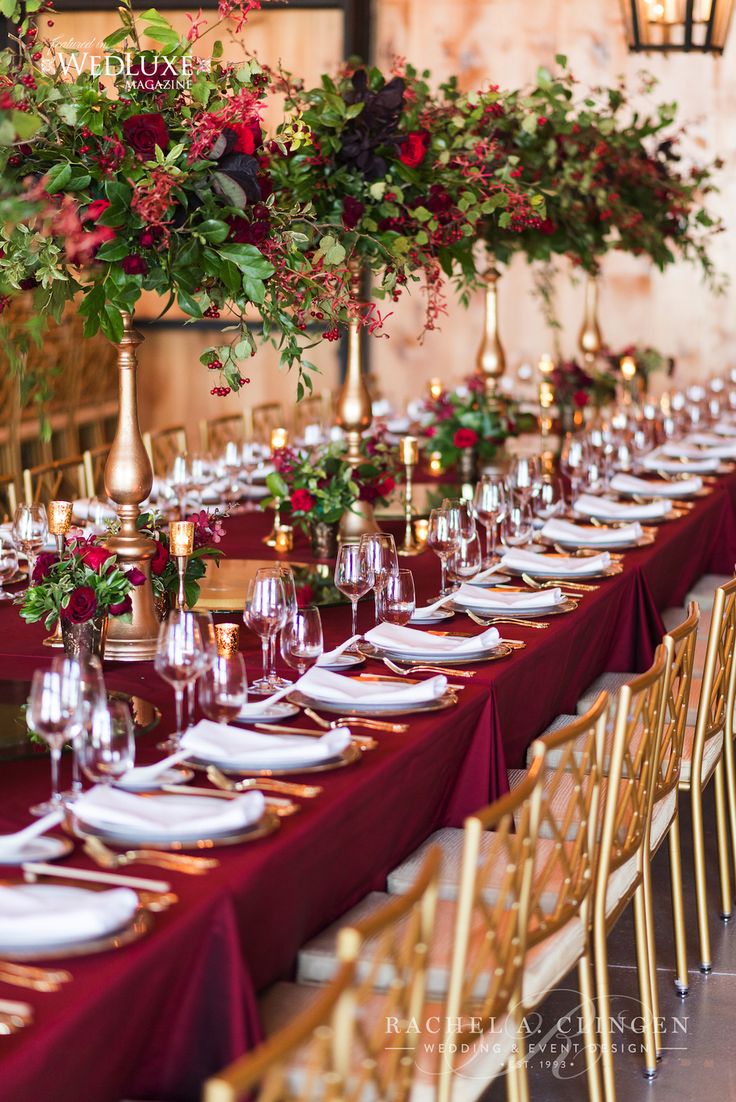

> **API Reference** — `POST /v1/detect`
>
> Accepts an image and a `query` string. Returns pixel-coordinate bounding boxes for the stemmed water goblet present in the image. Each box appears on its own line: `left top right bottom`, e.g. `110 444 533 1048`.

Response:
447 531 483 584
427 507 459 596
154 610 205 749
52 654 105 802
473 476 507 568
507 455 541 507
27 667 81 815
501 503 534 551
377 569 416 625
198 653 247 723
169 453 195 520
12 504 48 586
79 699 135 787
334 542 374 640
359 533 398 623
559 434 589 508
267 563 298 689
243 568 288 694
280 606 324 674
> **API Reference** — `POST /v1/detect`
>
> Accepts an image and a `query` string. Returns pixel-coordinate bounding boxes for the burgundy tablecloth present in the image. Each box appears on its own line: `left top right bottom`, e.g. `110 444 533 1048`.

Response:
1 473 735 1102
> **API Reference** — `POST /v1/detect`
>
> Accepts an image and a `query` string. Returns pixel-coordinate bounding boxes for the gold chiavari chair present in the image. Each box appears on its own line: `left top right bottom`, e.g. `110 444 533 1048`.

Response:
200 412 248 454
0 474 18 523
202 962 354 1102
678 577 736 975
256 847 442 1102
142 425 188 477
23 455 86 505
249 402 286 444
82 445 110 500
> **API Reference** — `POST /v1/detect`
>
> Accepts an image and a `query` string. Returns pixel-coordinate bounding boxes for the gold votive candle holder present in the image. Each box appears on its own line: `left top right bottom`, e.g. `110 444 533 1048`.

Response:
620 355 637 382
274 525 294 553
48 500 73 537
270 427 289 452
214 623 240 658
398 435 419 466
538 353 554 377
428 378 443 401
428 450 443 477
413 518 429 546
169 521 195 557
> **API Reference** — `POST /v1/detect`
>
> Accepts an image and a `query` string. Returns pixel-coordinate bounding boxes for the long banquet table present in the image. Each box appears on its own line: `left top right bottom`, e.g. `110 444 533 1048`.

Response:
1 471 736 1102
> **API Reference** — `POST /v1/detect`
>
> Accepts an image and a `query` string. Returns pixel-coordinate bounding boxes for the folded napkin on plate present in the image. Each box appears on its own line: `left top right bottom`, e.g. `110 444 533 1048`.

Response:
316 635 360 666
687 433 726 447
501 547 611 576
661 441 736 461
297 666 448 705
541 517 643 546
610 472 703 498
641 452 718 474
452 583 563 610
573 493 671 521
365 621 500 655
183 721 350 767
74 784 264 836
713 423 736 437
0 884 138 947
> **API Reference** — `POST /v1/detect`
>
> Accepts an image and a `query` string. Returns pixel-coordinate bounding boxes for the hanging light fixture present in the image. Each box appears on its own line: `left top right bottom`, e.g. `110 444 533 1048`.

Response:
623 0 735 52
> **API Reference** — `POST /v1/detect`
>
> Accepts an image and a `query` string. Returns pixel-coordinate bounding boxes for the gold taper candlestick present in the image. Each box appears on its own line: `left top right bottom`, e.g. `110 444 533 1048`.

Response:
264 431 288 546
169 521 194 611
578 274 603 366
538 355 555 474
398 436 422 556
43 500 74 648
476 263 505 406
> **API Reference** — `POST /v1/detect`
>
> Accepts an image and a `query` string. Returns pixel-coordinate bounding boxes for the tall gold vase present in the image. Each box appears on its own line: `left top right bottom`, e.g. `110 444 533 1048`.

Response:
578 273 603 366
103 312 160 661
476 264 506 405
336 262 379 542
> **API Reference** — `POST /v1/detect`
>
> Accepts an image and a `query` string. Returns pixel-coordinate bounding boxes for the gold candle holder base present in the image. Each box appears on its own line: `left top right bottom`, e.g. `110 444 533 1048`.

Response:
42 621 64 648
263 504 282 547
398 438 422 555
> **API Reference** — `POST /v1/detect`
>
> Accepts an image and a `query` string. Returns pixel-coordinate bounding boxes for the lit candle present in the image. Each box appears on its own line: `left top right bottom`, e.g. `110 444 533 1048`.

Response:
47 500 73 537
539 380 554 410
169 521 195 557
270 427 289 452
398 436 419 466
428 451 443 477
274 525 294 553
428 378 443 401
538 353 554 377
413 518 429 546
620 355 637 382
214 623 240 658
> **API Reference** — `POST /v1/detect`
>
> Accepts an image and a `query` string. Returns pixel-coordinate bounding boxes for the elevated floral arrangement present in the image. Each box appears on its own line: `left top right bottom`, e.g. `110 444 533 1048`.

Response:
18 535 145 629
488 62 722 283
604 344 671 389
550 359 616 419
268 62 545 326
120 508 226 609
0 0 362 399
263 432 397 534
422 376 533 470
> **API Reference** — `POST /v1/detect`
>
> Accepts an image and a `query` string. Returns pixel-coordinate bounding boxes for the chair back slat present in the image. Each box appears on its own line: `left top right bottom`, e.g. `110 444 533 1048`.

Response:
82 445 110 499
250 403 286 444
658 602 700 794
23 456 85 505
142 425 188 477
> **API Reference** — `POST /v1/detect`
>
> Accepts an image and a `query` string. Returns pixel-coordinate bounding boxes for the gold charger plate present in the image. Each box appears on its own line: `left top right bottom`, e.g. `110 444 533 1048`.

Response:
538 530 656 552
504 555 623 580
288 688 458 718
66 804 281 851
0 878 153 962
359 640 514 665
189 739 362 778
450 593 579 617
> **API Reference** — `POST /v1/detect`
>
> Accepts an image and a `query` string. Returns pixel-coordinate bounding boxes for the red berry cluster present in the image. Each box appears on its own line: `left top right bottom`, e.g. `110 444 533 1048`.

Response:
210 385 231 396
322 327 340 341
207 358 223 370
203 305 220 318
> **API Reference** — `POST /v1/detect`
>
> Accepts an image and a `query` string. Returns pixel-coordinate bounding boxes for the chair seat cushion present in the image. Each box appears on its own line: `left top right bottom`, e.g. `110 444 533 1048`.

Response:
685 575 731 611
576 674 632 717
679 727 723 785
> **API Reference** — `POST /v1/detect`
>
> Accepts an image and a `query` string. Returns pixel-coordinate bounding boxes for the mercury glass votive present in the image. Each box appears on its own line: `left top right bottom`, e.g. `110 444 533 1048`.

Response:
274 525 294 553
47 500 73 537
169 521 195 557
428 378 444 401
270 427 289 452
413 518 429 546
214 623 240 658
428 451 443 477
398 435 419 466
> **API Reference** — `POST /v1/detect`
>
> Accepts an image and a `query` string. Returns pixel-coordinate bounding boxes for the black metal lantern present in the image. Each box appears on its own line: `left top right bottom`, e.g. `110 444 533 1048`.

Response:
623 0 734 52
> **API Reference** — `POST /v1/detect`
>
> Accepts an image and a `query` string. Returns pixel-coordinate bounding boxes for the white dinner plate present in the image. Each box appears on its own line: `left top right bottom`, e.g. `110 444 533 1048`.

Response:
0 836 73 866
235 701 301 723
74 793 255 844
0 884 137 950
113 767 194 793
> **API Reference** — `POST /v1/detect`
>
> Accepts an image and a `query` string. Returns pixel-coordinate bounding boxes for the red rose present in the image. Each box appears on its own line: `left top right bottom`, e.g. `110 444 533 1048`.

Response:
122 113 169 158
121 254 148 275
573 389 589 408
374 475 395 497
342 196 364 230
139 226 164 249
109 595 132 617
228 216 270 245
295 583 314 608
453 428 479 449
126 567 146 587
80 545 113 572
32 551 58 583
63 585 98 625
399 130 430 168
84 199 111 222
290 489 315 513
228 121 262 155
150 540 170 576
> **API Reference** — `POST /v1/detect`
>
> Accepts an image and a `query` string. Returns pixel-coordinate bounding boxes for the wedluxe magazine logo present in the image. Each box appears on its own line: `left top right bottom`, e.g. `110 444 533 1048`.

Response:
39 37 210 90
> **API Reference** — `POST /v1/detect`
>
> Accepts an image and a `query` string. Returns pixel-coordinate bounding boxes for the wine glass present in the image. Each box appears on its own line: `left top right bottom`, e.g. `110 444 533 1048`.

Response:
473 476 507 567
221 441 243 497
198 653 247 723
79 699 135 787
447 532 483 584
186 610 217 726
359 533 398 623
280 606 324 674
501 503 534 550
13 504 48 586
441 498 476 539
187 452 214 509
0 543 19 600
268 564 298 689
507 455 541 507
559 435 589 507
377 569 416 625
51 654 105 801
169 453 195 520
243 568 287 694
534 476 566 521
154 611 205 749
427 508 458 596
27 667 81 815
334 542 374 640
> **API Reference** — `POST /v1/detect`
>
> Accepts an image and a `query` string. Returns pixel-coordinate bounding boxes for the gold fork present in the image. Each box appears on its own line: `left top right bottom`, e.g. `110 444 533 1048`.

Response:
84 836 218 875
0 970 63 994
466 611 549 629
381 657 476 678
521 572 599 592
302 707 408 734
206 765 322 798
0 961 71 984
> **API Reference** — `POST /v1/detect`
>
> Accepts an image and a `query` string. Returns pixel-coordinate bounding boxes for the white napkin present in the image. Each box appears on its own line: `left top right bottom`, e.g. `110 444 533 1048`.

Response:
687 433 726 447
541 517 642 547
183 720 350 767
610 472 703 498
297 665 448 704
501 547 611 576
410 593 455 620
74 784 265 837
641 452 718 474
0 884 139 948
452 583 563 610
0 811 63 857
317 635 360 666
573 493 671 521
116 750 190 789
366 620 500 655
713 423 736 437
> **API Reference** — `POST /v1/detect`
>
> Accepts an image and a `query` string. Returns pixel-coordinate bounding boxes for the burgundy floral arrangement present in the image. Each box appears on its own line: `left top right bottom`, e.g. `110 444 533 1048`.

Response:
422 376 530 470
550 360 616 417
133 509 226 610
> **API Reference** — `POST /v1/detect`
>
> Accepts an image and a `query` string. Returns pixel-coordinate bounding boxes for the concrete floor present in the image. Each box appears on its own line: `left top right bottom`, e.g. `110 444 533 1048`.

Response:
482 783 736 1101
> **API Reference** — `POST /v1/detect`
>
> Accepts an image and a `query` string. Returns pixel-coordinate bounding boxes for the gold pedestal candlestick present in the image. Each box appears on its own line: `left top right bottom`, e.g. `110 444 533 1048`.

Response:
620 355 637 406
263 428 289 547
104 313 161 661
170 521 194 611
537 355 555 474
397 436 422 556
476 264 506 406
336 261 379 542
43 500 74 648
578 273 603 367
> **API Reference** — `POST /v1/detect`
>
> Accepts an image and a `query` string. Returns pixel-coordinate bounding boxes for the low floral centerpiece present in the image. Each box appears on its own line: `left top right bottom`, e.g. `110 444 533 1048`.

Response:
422 377 532 478
604 344 671 394
18 535 146 656
550 360 617 431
